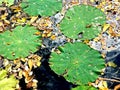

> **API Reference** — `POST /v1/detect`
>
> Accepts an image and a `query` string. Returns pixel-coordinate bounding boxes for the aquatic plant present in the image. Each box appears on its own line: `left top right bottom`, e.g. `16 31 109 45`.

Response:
0 25 41 60
21 0 62 16
60 5 106 39
72 85 97 90
49 42 105 84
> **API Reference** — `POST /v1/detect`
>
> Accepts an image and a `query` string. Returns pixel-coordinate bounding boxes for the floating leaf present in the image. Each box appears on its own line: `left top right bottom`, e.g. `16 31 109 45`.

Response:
21 0 62 16
49 42 105 84
0 25 41 60
60 5 106 39
72 85 97 90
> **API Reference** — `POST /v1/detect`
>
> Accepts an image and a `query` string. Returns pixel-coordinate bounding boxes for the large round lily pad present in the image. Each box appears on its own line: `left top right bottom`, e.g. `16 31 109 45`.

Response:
0 25 41 60
49 42 105 84
60 5 106 39
21 0 62 16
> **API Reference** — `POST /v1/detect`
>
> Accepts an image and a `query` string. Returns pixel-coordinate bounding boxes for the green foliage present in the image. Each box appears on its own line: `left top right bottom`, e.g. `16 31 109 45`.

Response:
60 5 106 39
49 42 105 85
0 70 18 90
72 85 97 90
21 0 62 16
0 25 41 60
0 0 14 6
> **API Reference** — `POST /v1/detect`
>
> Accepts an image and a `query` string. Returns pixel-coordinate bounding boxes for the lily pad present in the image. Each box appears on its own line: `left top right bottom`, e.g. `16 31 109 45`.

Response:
0 25 41 60
60 5 106 39
21 0 62 16
49 42 105 84
72 85 97 90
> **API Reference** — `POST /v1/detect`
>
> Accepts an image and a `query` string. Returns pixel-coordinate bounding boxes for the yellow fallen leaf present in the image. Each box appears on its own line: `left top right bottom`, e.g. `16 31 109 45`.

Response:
42 33 46 37
93 37 100 42
36 61 41 67
98 80 108 90
28 16 38 25
32 79 38 87
18 70 23 78
102 1 106 5
10 5 21 12
21 58 26 62
28 59 33 70
107 61 117 67
1 15 6 20
102 24 110 32
101 53 106 58
50 35 56 40
4 20 10 24
35 31 41 35
0 22 3 26
17 18 26 23
83 39 90 44
102 81 108 88
47 32 52 37
90 0 95 2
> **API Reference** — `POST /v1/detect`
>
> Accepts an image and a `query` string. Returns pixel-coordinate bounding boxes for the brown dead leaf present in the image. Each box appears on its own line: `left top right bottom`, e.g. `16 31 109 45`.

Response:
108 26 117 37
26 81 33 88
114 84 120 90
10 5 21 12
25 75 34 83
36 17 53 30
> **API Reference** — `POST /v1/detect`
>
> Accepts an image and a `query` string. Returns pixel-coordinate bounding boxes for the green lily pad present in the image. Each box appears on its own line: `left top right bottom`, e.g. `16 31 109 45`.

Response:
49 42 105 84
60 5 106 39
0 25 41 60
72 85 97 90
21 0 62 16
